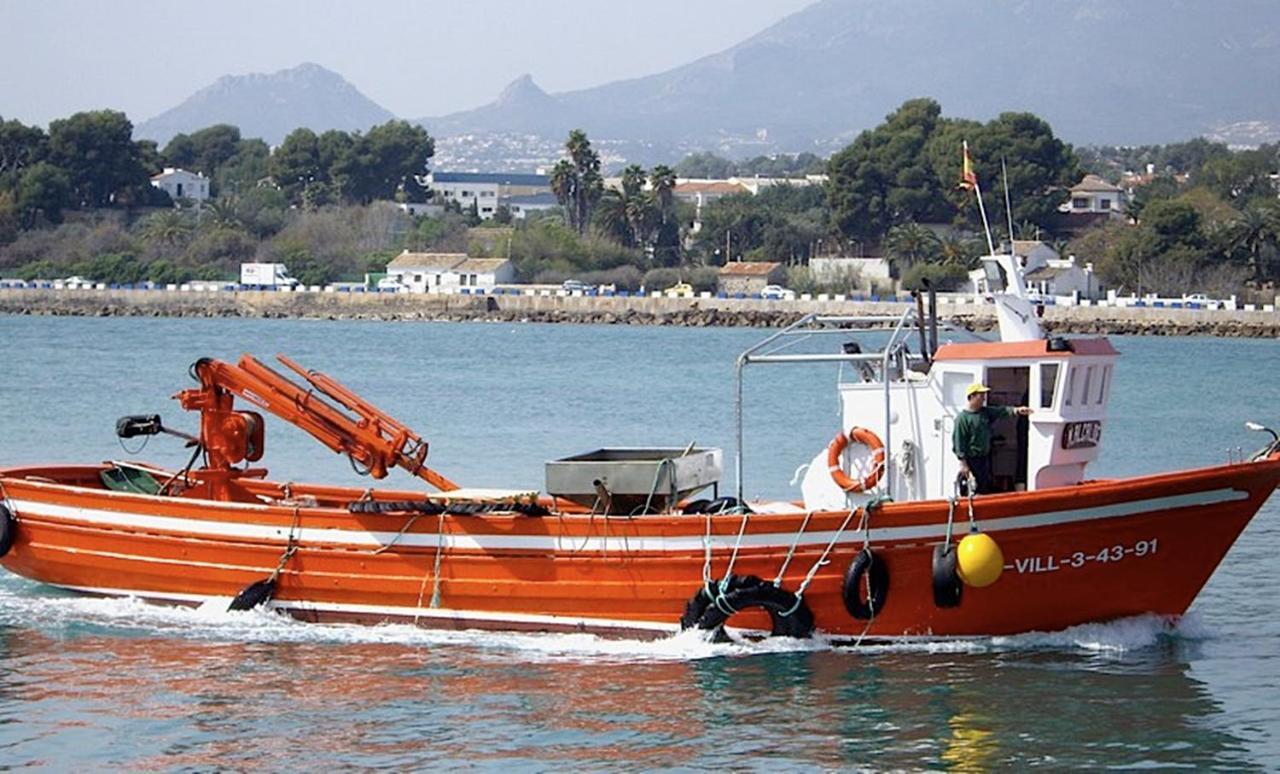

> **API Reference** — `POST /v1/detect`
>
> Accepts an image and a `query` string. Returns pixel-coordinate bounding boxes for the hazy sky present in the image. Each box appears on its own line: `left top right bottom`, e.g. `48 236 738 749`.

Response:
3 0 815 127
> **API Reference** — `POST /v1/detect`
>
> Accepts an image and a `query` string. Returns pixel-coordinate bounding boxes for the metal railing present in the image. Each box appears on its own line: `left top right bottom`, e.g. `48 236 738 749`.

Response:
733 310 963 503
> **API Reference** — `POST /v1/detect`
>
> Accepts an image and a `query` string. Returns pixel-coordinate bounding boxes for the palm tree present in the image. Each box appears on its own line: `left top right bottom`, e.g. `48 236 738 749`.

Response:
594 189 630 245
649 164 676 219
549 160 577 230
938 234 982 270
620 165 649 246
140 210 194 248
648 165 680 265
883 222 941 275
1228 204 1280 282
202 197 243 230
563 129 602 234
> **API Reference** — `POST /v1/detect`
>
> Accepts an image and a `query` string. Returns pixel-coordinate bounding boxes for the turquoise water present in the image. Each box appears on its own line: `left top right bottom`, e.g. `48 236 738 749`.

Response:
1 315 1278 769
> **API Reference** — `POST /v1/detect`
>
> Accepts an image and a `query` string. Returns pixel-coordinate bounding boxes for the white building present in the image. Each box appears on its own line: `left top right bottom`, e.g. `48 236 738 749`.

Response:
150 167 210 202
445 258 516 291
426 172 551 220
1060 174 1125 215
397 202 444 218
385 251 515 293
506 193 559 220
972 241 1101 300
810 256 893 285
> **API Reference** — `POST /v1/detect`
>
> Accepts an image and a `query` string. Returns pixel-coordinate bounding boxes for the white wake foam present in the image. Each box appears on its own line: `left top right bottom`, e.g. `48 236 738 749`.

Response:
0 577 1201 662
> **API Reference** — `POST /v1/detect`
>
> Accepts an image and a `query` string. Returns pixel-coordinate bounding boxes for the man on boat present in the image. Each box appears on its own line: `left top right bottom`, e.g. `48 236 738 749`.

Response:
954 383 1033 495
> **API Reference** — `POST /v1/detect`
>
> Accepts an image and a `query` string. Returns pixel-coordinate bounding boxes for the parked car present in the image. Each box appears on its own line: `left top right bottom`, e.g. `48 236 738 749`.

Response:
562 279 591 293
665 282 694 297
376 276 409 293
760 284 796 300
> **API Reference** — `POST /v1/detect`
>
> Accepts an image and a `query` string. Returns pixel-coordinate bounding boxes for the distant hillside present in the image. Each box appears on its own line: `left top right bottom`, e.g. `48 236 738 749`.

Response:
136 63 395 146
419 0 1280 150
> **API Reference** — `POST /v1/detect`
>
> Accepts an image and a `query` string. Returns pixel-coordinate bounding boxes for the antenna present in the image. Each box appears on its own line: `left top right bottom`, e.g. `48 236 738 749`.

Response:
1002 158 1016 255
963 141 996 255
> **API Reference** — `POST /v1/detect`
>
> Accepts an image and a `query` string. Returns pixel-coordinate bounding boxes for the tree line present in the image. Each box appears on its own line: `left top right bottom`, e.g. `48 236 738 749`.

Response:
3 100 1278 296
0 110 434 243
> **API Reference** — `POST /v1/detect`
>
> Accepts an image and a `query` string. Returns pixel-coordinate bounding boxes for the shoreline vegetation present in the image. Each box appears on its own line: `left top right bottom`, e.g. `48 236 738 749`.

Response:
3 102 1278 307
3 288 1277 338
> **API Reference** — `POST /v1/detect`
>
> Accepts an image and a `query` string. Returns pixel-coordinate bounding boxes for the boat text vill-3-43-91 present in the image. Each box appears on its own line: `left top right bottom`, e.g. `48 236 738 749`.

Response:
1010 538 1159 574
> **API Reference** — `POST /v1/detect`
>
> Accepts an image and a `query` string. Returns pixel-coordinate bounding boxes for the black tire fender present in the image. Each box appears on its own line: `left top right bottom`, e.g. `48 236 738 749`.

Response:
0 503 15 558
932 543 963 608
680 574 815 639
842 547 889 620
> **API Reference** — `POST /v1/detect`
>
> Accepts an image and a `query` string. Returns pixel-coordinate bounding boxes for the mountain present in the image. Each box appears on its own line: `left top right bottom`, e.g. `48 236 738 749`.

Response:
136 63 395 146
419 0 1280 151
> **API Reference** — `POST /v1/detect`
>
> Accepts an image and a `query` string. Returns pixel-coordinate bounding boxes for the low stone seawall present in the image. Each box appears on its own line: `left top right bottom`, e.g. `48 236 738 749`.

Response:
2 288 1278 337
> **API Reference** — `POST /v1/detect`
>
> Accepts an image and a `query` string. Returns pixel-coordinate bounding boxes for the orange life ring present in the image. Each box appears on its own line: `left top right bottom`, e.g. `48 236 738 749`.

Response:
827 427 886 493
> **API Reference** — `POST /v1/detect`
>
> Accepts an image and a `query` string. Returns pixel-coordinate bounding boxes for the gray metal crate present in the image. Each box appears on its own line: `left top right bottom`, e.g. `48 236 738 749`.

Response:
545 447 723 513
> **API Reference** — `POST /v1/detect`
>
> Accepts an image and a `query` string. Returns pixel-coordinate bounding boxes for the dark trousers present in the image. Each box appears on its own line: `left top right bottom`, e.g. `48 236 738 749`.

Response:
962 455 995 495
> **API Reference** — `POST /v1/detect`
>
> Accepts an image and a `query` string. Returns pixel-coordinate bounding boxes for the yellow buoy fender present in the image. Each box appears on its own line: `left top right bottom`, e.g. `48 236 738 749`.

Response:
956 532 1004 588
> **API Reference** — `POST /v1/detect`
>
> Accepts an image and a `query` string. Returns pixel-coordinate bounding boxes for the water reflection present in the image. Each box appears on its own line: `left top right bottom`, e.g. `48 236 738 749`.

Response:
0 617 1266 769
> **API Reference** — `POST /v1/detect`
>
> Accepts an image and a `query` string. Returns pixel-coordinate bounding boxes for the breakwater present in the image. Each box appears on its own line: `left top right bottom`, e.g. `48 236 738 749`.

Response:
1 288 1278 337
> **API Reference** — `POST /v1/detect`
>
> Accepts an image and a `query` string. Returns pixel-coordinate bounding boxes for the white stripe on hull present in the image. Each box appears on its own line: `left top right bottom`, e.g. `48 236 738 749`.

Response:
9 487 1248 554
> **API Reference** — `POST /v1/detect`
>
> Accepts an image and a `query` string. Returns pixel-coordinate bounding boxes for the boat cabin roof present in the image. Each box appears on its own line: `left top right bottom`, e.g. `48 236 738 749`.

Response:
934 337 1118 362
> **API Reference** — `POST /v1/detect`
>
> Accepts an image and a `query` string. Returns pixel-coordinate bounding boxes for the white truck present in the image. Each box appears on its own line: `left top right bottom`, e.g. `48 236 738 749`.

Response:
240 263 300 289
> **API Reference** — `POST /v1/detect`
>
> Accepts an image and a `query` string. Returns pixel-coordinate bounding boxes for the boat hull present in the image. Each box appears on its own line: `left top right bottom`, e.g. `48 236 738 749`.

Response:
3 458 1278 639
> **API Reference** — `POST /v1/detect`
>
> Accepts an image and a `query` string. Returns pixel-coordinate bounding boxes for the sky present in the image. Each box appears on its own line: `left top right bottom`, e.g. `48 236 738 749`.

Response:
2 0 815 127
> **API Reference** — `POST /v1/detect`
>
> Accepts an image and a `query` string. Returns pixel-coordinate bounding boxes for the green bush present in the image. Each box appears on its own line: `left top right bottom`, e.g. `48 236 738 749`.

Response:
688 266 720 292
900 262 969 291
642 267 681 291
579 265 643 291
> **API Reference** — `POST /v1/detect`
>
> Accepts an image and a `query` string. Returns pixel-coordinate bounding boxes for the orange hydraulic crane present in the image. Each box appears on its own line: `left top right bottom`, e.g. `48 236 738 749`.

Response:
173 354 457 500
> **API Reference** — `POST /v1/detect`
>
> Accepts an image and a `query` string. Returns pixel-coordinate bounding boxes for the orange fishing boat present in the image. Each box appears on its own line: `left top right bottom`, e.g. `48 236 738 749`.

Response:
2 252 1279 641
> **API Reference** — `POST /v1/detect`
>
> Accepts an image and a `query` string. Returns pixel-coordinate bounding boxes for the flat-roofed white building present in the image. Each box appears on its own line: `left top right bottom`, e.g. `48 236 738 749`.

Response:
427 172 551 220
150 167 210 202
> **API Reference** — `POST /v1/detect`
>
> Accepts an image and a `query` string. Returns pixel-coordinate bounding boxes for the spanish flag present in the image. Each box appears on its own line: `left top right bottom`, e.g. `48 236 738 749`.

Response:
959 141 977 190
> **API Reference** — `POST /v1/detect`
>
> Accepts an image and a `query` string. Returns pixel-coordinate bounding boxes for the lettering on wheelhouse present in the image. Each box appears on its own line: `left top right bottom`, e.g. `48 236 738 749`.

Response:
1062 420 1102 450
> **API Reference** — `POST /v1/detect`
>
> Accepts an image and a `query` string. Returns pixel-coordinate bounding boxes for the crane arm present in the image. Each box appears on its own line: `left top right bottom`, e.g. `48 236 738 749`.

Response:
177 355 457 491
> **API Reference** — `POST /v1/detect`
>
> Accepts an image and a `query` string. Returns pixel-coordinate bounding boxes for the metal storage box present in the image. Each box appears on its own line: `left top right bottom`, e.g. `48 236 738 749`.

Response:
545 447 723 513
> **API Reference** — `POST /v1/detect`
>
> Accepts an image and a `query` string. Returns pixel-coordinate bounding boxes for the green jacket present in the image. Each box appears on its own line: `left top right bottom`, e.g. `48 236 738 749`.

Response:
952 405 1016 459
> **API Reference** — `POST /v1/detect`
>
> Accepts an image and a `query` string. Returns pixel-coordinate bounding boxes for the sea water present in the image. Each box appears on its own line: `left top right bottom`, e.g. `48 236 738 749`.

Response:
0 315 1278 769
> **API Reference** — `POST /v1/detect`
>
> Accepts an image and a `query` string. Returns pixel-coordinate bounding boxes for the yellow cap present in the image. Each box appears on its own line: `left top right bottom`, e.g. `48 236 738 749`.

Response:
965 383 991 397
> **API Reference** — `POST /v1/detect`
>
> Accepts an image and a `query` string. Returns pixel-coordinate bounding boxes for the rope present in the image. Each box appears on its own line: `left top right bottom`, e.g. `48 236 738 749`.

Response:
944 497 958 546
266 508 301 583
640 458 675 515
778 507 859 618
721 508 751 583
157 443 202 496
428 512 447 608
966 486 978 532
700 507 714 587
373 513 421 555
850 616 876 648
848 506 879 646
773 510 814 586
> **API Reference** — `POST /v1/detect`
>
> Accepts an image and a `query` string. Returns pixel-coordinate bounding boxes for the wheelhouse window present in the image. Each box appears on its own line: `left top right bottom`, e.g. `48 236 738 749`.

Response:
1065 367 1078 406
1098 365 1111 404
1039 363 1059 409
1082 366 1095 406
